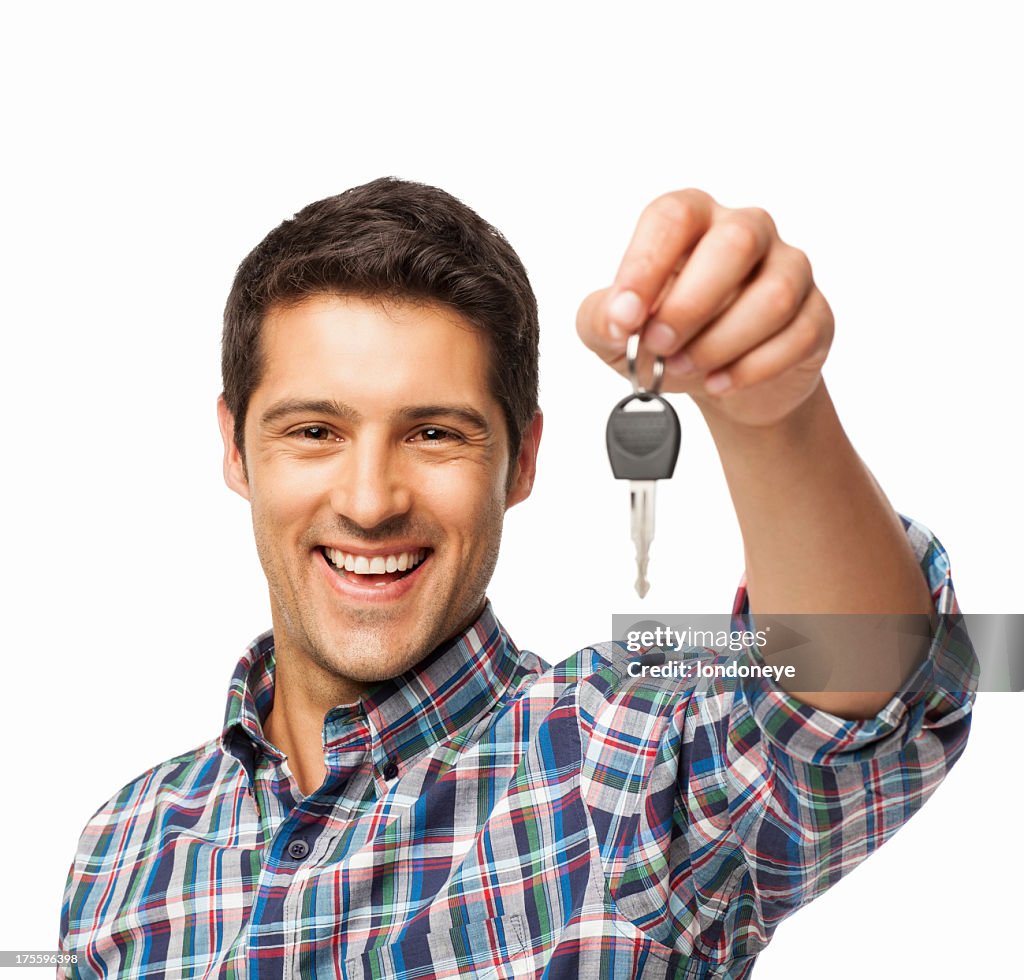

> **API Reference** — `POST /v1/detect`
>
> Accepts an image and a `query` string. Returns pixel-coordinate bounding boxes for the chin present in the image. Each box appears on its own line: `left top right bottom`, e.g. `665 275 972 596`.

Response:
311 625 434 683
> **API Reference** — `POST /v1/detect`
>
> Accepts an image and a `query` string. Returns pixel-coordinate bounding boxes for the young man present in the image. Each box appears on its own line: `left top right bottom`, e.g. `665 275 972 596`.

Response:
59 179 974 978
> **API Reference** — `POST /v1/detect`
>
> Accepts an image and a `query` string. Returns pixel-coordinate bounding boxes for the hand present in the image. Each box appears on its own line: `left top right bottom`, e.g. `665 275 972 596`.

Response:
577 189 834 428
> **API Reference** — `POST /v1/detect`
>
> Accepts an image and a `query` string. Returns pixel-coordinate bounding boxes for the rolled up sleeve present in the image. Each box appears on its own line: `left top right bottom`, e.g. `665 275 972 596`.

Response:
680 516 977 961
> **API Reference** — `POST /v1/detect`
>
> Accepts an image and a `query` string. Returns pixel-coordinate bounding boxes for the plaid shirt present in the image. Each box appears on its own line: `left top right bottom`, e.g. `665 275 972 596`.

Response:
60 518 974 979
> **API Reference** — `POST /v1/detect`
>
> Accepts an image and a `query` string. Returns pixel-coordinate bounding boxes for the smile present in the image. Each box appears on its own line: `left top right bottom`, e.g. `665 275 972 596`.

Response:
319 546 431 591
325 547 427 575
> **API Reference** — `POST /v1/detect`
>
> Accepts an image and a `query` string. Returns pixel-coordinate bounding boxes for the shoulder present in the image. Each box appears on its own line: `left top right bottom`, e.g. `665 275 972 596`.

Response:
69 736 232 867
61 736 245 939
526 640 728 736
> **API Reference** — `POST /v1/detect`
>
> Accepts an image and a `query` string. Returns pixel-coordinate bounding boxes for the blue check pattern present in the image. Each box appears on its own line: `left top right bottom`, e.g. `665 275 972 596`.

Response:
59 517 975 979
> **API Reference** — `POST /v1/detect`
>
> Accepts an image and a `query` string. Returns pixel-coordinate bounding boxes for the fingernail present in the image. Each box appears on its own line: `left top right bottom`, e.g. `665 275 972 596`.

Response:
704 372 732 395
668 350 695 376
608 290 644 327
646 321 677 355
608 321 625 342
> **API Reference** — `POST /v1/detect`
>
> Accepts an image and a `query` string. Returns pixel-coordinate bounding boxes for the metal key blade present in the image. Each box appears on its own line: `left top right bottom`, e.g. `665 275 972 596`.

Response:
630 480 656 598
607 387 679 598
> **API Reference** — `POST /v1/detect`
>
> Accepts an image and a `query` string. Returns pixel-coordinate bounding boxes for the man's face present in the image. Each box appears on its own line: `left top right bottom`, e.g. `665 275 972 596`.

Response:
218 295 541 693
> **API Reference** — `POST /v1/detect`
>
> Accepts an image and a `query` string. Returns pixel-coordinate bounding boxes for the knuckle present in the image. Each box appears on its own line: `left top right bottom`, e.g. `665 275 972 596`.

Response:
742 206 776 234
718 218 761 260
822 311 836 347
792 311 822 354
630 250 658 281
816 298 836 348
646 189 704 228
660 293 706 332
762 274 803 319
787 245 813 279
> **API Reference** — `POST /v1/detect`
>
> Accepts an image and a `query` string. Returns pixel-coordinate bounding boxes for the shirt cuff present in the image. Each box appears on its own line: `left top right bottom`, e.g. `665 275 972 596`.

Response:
728 514 978 767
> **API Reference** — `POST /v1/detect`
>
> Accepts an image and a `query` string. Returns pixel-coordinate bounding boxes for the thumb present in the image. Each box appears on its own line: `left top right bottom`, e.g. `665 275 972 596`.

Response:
576 286 638 362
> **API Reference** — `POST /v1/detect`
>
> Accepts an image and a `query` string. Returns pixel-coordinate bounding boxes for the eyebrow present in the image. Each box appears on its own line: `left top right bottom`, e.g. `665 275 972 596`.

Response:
259 398 491 432
400 404 491 432
260 399 360 428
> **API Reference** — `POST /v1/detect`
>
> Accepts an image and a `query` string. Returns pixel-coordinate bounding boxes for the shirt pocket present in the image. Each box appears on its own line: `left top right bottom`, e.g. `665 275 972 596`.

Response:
346 913 528 980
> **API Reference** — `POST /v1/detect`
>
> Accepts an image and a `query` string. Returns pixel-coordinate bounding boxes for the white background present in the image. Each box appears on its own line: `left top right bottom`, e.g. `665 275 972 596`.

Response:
1 1 1021 976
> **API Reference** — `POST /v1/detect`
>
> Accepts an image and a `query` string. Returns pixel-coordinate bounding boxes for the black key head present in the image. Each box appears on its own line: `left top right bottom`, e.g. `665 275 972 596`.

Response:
606 393 681 481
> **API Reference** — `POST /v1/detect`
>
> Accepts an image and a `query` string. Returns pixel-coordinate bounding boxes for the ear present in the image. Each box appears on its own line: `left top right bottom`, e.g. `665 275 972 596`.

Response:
217 395 251 501
505 410 544 510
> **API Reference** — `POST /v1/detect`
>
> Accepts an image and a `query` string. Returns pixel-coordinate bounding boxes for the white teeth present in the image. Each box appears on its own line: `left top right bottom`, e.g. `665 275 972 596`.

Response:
325 548 427 575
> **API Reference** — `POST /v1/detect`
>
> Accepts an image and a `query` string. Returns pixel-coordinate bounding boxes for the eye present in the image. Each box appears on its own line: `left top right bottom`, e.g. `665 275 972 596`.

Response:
292 425 337 442
413 426 462 444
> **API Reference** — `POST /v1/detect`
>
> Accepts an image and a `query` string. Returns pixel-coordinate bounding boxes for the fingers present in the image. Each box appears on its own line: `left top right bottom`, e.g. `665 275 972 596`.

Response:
673 244 814 376
578 190 831 405
577 286 620 358
577 286 669 393
699 286 834 397
643 207 776 356
606 191 714 338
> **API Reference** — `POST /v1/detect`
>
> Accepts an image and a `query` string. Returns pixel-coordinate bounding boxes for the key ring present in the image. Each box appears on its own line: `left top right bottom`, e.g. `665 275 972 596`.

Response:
626 332 665 396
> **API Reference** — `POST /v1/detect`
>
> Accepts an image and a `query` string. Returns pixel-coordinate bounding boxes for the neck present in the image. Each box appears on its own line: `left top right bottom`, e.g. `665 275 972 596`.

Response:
263 637 369 797
262 599 490 797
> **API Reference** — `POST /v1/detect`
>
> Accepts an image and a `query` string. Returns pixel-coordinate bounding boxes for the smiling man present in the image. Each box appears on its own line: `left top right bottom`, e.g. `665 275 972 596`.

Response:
226 295 537 796
59 179 975 979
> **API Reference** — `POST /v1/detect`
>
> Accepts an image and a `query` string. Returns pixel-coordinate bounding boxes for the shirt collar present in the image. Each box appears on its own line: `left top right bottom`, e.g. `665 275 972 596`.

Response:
220 601 538 773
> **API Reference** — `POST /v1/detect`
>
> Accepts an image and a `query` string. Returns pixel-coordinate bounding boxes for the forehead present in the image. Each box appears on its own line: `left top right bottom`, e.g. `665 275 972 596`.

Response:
252 293 497 409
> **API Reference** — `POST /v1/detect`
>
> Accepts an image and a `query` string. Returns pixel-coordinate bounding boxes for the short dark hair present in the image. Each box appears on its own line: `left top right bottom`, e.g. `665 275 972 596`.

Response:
221 177 540 466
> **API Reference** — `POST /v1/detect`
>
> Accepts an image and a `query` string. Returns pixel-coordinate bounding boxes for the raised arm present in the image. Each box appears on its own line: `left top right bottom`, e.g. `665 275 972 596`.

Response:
576 189 932 718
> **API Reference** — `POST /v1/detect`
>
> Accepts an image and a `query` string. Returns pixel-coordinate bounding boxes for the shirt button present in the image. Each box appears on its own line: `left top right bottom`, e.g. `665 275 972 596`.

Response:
382 760 399 779
287 838 310 860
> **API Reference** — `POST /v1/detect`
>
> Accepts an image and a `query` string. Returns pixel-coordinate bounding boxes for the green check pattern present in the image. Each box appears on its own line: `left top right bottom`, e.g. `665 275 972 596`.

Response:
60 517 975 979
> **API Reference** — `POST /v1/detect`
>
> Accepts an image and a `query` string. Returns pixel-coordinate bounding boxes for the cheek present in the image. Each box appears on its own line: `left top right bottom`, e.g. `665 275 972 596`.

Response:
250 463 326 534
419 462 506 532
413 469 505 557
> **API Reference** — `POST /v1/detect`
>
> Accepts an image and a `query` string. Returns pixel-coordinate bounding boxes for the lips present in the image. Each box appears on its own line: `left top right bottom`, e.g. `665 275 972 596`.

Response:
323 547 427 576
318 545 432 592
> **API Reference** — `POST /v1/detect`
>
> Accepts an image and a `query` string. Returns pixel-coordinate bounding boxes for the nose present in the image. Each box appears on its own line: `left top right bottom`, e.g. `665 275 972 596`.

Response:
328 433 413 532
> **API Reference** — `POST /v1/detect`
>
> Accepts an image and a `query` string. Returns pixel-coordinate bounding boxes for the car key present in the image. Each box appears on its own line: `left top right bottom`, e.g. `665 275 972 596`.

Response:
606 334 681 597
